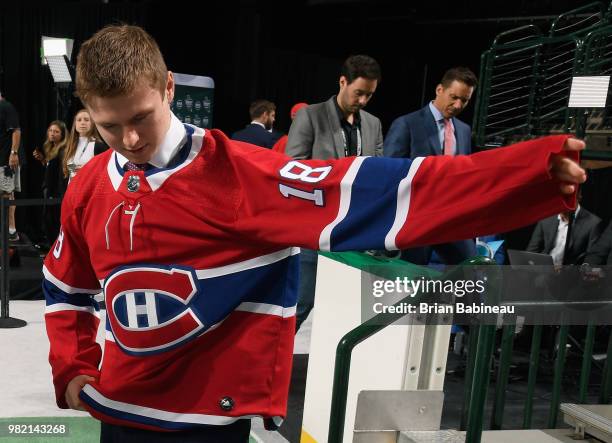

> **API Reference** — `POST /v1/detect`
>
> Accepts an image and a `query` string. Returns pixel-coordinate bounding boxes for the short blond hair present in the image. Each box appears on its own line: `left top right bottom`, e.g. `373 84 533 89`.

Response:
76 24 168 104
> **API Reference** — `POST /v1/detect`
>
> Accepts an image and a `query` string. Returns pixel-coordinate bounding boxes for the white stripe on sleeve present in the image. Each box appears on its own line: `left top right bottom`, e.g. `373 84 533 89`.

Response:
319 157 366 251
384 156 425 250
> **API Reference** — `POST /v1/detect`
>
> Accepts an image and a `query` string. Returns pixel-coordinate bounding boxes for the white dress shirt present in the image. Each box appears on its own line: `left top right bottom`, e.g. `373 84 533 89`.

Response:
550 205 581 266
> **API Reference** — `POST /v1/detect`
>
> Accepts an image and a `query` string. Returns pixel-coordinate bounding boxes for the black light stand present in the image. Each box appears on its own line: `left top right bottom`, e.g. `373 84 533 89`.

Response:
45 55 74 122
0 197 25 328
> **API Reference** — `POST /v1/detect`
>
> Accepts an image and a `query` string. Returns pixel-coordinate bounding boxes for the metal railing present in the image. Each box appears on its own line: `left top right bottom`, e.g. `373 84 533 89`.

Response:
473 26 543 147
326 255 612 442
477 322 612 433
327 256 497 443
572 24 612 146
474 1 612 161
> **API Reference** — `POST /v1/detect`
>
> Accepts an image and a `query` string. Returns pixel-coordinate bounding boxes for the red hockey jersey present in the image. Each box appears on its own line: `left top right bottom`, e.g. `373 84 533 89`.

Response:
43 125 575 431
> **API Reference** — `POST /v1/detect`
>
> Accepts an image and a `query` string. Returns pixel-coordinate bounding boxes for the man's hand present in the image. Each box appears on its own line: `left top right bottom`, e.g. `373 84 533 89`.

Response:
550 138 587 194
65 375 96 410
8 153 18 170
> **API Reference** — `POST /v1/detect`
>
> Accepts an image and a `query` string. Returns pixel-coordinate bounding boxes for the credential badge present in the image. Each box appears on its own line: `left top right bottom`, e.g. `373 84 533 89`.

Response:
127 175 140 192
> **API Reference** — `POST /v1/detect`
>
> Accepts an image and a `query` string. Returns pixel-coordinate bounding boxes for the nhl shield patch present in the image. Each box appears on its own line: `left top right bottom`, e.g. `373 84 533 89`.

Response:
126 175 140 192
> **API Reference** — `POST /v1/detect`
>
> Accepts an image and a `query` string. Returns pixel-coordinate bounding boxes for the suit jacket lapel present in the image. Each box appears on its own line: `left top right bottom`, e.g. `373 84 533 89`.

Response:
422 106 441 155
325 98 345 158
545 217 560 252
358 110 369 152
453 118 468 155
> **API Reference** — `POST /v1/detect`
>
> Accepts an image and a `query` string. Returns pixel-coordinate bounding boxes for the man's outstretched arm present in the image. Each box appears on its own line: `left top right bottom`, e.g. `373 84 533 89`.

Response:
230 134 584 252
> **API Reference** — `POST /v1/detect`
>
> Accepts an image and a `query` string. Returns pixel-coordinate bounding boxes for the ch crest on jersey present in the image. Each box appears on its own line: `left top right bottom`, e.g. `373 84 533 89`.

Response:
104 265 205 356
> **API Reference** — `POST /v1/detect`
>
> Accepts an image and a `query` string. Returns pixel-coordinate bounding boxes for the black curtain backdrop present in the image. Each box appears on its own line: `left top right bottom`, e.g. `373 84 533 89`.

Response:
144 3 264 137
1 0 610 244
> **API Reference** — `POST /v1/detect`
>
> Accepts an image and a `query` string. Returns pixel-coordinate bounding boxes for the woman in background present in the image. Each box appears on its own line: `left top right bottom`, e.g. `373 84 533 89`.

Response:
62 109 106 179
33 120 67 246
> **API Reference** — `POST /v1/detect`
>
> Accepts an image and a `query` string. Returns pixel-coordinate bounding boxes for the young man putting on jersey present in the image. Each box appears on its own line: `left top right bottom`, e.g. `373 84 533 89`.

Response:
43 25 585 443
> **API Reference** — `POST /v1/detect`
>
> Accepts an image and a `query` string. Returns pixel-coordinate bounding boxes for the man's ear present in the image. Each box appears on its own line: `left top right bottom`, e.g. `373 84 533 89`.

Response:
435 83 444 97
166 71 175 103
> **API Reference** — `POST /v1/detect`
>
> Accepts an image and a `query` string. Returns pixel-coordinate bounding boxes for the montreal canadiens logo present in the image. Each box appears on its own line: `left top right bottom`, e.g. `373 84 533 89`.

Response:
104 265 205 356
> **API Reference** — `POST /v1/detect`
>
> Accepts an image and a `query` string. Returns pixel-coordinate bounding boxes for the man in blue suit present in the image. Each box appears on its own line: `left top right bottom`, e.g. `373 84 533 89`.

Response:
231 99 281 148
384 67 478 265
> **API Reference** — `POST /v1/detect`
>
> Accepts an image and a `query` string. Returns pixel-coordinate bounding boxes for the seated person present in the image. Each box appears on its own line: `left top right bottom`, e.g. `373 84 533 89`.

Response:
527 202 602 265
583 220 612 266
520 205 603 359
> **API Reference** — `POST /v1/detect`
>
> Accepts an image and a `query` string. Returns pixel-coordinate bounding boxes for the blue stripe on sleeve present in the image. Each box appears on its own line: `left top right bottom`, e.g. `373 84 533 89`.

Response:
330 157 412 251
43 279 99 309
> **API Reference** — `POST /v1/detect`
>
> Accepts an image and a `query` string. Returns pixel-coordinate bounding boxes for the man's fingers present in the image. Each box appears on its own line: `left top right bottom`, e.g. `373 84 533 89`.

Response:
66 393 83 410
551 142 586 193
553 137 587 185
563 137 586 152
559 183 576 195
557 157 587 183
70 400 86 411
552 156 587 184
79 376 95 386
65 375 96 411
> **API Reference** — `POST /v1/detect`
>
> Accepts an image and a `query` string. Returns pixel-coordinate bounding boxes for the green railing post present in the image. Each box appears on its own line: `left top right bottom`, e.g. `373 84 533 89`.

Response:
569 35 587 137
548 325 570 428
460 325 480 431
328 324 381 443
526 44 542 137
491 324 516 430
523 325 543 429
599 330 612 404
479 52 494 146
474 51 490 147
579 323 596 403
466 324 497 443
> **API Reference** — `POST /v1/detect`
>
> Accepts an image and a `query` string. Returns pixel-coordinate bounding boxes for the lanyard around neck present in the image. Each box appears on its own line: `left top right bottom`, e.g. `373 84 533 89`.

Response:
340 126 362 157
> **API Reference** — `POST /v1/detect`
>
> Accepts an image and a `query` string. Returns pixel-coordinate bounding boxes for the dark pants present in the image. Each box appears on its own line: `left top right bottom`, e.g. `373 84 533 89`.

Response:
295 248 318 332
43 195 61 245
100 420 251 443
